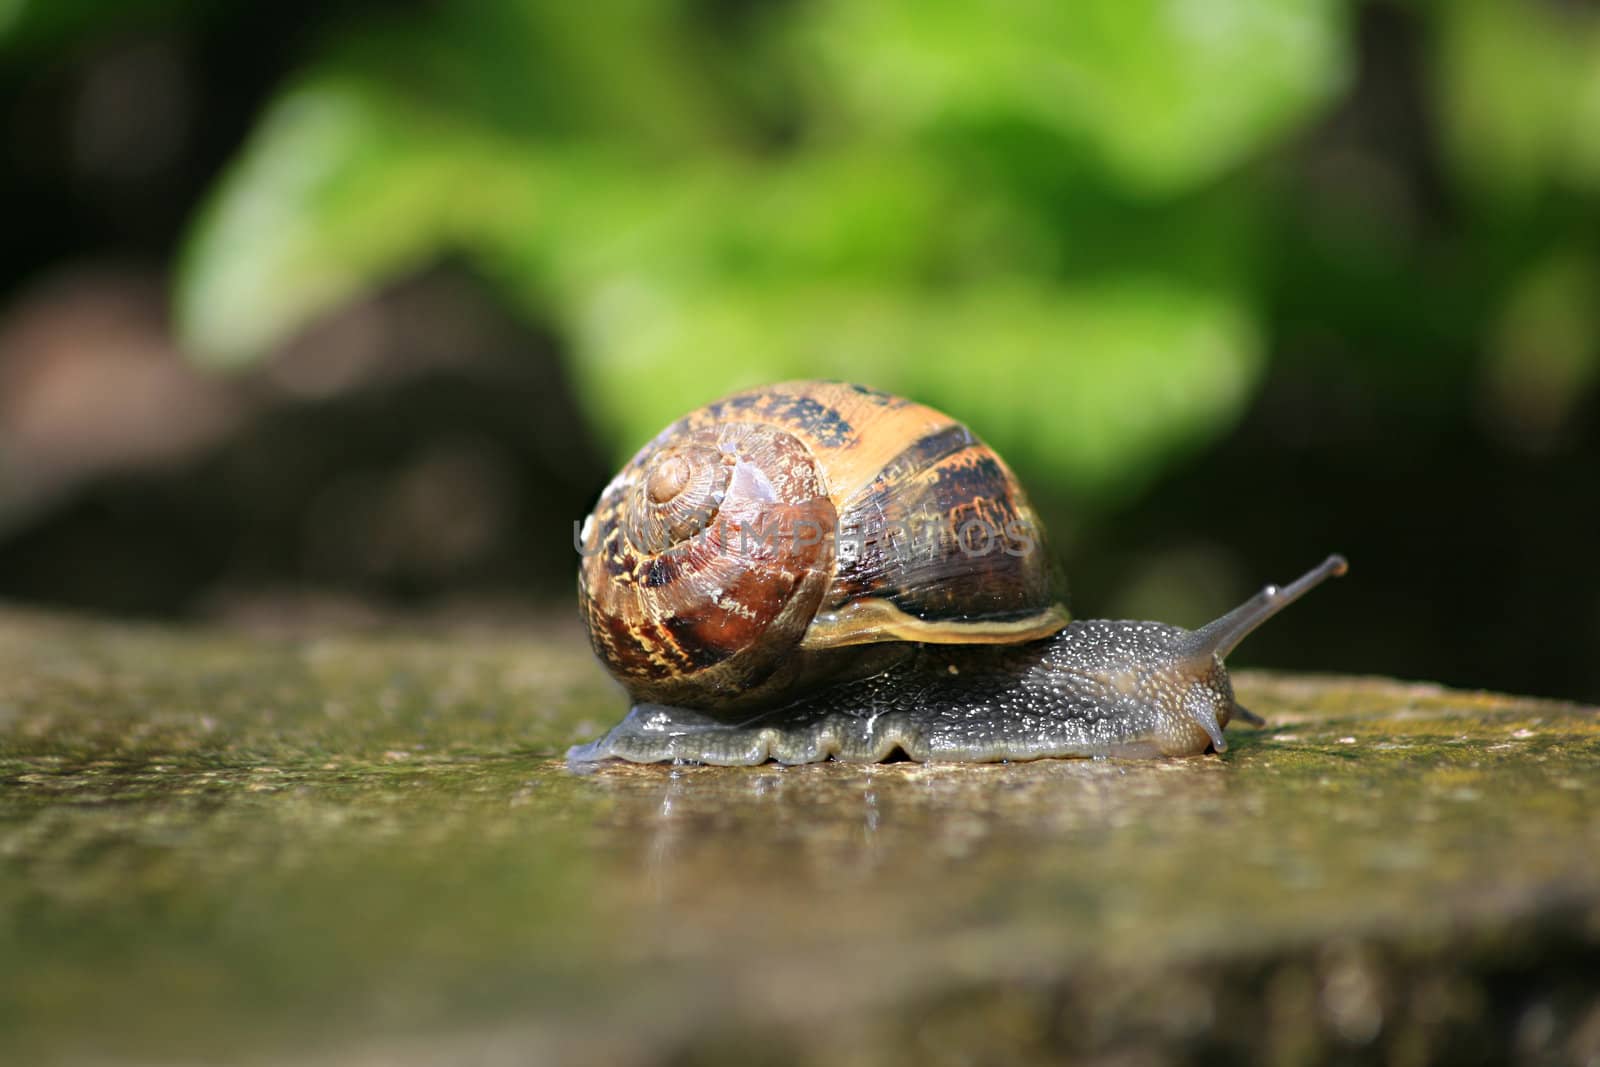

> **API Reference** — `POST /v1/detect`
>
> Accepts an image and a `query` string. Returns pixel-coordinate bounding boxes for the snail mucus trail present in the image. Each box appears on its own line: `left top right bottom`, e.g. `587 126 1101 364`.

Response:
568 381 1347 767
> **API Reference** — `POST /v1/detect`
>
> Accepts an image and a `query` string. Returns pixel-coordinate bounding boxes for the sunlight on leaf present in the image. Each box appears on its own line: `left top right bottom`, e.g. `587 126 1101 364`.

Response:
556 275 1259 503
794 0 1350 195
176 79 511 368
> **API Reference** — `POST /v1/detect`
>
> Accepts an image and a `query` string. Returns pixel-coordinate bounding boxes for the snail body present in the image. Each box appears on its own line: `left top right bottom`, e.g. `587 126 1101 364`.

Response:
570 381 1345 766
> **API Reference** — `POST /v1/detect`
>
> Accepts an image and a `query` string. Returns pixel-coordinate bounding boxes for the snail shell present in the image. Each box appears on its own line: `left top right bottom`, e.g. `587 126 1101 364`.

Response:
577 381 1067 714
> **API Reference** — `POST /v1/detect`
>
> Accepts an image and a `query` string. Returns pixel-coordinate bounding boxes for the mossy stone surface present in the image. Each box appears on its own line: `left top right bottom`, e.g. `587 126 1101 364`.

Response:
2 608 1598 1064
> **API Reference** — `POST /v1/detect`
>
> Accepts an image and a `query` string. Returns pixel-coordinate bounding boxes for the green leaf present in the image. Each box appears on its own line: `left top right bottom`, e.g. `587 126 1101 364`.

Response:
552 274 1261 504
175 0 1280 504
793 0 1350 195
175 0 752 368
321 0 734 148
175 78 519 368
1433 0 1600 207
474 148 1053 302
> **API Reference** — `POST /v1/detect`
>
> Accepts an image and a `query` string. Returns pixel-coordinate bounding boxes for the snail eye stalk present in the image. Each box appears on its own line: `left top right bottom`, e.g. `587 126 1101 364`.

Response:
1183 555 1348 663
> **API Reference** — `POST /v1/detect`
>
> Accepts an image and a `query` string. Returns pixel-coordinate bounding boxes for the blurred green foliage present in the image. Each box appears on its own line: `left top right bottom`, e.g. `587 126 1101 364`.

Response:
1436 0 1600 208
172 0 1353 503
9 0 1598 506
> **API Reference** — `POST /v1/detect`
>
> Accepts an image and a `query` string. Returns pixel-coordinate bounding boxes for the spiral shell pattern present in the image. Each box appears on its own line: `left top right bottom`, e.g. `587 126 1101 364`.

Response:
578 381 1066 714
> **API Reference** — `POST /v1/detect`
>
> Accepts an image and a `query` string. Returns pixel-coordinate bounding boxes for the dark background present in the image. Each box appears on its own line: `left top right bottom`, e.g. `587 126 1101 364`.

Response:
2 0 1597 701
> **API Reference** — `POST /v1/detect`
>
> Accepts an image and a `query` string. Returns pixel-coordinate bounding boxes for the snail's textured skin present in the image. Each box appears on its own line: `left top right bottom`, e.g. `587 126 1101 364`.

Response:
568 620 1236 766
577 381 1066 715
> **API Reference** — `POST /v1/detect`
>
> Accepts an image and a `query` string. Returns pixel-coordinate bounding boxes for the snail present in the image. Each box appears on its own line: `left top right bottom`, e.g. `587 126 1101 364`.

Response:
568 381 1345 766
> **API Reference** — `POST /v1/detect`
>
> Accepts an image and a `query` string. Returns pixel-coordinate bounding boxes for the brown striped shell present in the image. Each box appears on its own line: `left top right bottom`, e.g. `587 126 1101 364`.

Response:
576 381 1068 715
